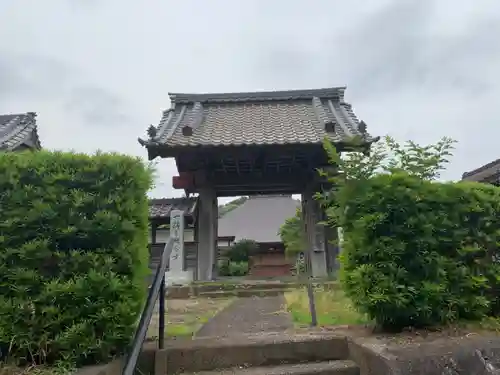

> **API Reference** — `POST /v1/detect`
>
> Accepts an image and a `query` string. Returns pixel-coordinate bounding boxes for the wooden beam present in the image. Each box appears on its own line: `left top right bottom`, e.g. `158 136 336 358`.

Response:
216 188 300 197
211 172 309 188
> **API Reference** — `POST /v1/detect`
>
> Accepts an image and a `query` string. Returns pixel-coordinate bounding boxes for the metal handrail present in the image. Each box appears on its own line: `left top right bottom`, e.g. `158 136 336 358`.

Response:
121 237 174 375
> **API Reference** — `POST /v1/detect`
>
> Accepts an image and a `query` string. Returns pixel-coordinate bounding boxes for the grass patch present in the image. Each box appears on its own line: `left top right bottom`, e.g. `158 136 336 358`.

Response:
461 316 500 333
284 287 369 326
147 297 233 339
0 363 73 375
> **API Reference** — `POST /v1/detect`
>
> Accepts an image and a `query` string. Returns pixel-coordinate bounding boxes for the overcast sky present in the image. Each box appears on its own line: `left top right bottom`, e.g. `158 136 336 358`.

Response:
1 0 499 201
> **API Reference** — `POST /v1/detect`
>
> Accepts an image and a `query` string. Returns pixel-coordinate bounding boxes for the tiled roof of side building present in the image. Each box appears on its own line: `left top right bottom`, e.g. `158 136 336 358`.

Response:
139 87 378 151
149 197 198 219
0 112 41 151
462 158 500 182
218 195 300 243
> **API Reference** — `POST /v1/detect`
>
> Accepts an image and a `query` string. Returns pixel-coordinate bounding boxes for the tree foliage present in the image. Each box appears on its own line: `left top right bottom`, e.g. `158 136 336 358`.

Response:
227 239 258 263
278 208 306 256
0 150 153 366
318 135 456 229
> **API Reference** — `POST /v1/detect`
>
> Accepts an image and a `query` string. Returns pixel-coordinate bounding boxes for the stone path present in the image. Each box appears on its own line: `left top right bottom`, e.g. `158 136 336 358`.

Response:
196 295 293 338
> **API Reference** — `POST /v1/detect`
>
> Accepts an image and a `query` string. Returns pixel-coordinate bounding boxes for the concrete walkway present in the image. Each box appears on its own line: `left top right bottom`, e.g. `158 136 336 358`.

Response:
196 295 293 338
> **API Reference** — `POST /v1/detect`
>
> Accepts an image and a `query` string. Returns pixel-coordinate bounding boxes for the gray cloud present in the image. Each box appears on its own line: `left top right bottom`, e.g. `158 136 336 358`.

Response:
0 52 136 128
255 0 500 97
64 87 135 127
0 53 72 99
331 1 500 96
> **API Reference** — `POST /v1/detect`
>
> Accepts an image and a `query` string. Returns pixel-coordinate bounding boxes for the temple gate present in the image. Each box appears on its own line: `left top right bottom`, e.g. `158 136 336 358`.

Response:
139 87 378 281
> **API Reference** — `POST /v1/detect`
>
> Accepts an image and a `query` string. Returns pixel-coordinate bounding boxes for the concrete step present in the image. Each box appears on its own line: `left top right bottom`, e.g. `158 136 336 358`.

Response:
157 332 350 374
179 360 359 375
197 288 288 298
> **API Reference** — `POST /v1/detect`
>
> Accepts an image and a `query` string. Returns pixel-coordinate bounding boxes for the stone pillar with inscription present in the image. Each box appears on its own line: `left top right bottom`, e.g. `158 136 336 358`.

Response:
164 209 193 285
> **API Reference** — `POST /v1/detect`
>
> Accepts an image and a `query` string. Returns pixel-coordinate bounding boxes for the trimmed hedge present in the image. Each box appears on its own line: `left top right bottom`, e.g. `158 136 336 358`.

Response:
0 150 153 365
338 172 500 330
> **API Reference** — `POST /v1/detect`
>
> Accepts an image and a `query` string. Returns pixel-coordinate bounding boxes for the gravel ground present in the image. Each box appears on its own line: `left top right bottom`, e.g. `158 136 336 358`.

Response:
196 295 293 338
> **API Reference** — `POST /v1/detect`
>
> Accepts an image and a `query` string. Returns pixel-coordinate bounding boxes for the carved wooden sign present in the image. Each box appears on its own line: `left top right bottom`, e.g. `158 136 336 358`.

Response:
169 210 185 273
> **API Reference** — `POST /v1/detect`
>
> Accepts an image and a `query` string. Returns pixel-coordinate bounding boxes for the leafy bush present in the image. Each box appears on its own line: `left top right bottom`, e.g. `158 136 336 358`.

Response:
218 259 249 276
338 173 500 330
0 150 153 366
227 239 258 263
218 258 230 276
318 135 500 330
228 261 249 276
279 208 306 256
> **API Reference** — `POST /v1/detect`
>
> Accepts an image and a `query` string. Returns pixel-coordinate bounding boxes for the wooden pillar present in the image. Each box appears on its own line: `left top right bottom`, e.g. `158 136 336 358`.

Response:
193 214 199 281
151 222 157 244
197 187 218 281
212 195 219 279
301 187 328 278
300 199 310 275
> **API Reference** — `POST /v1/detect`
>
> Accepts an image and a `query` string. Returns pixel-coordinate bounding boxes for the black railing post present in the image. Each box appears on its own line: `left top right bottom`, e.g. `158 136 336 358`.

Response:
158 276 166 349
121 237 174 375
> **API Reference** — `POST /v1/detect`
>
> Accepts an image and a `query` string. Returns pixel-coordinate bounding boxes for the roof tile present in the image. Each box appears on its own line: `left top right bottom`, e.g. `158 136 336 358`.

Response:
462 158 500 183
141 87 377 149
0 112 41 150
149 197 198 219
218 195 300 243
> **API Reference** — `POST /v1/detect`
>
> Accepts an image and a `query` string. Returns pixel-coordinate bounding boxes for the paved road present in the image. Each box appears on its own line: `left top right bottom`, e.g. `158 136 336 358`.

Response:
196 295 293 338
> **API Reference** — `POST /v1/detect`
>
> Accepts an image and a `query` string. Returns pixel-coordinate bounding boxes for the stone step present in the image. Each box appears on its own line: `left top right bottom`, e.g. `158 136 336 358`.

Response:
197 288 288 298
193 281 338 293
165 281 339 299
157 332 350 374
179 360 359 375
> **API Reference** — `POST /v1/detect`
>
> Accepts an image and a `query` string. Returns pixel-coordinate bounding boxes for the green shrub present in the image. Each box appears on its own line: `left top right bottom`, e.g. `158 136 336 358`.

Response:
228 261 249 276
227 239 258 263
279 208 306 256
317 136 500 330
0 150 153 366
337 173 500 330
218 259 249 277
218 258 230 276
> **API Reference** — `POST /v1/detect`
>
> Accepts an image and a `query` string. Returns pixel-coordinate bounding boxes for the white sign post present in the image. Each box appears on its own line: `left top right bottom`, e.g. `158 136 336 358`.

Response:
164 210 193 285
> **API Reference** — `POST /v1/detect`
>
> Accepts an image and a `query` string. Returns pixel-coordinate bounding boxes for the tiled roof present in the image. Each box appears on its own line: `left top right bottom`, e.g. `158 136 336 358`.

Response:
462 158 500 182
139 87 377 150
218 195 300 243
149 197 198 219
0 112 41 151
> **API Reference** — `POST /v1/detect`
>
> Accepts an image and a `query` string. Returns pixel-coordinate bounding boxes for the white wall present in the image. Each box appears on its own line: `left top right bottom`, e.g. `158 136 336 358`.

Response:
149 228 194 243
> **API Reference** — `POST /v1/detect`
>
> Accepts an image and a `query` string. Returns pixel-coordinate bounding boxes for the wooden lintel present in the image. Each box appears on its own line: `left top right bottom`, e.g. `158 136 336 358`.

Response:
216 187 300 197
213 173 308 187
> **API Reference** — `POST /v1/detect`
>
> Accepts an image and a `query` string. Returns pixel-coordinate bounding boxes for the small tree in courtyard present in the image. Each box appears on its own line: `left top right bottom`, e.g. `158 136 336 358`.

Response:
317 135 456 230
279 208 306 257
227 239 258 263
218 239 258 277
